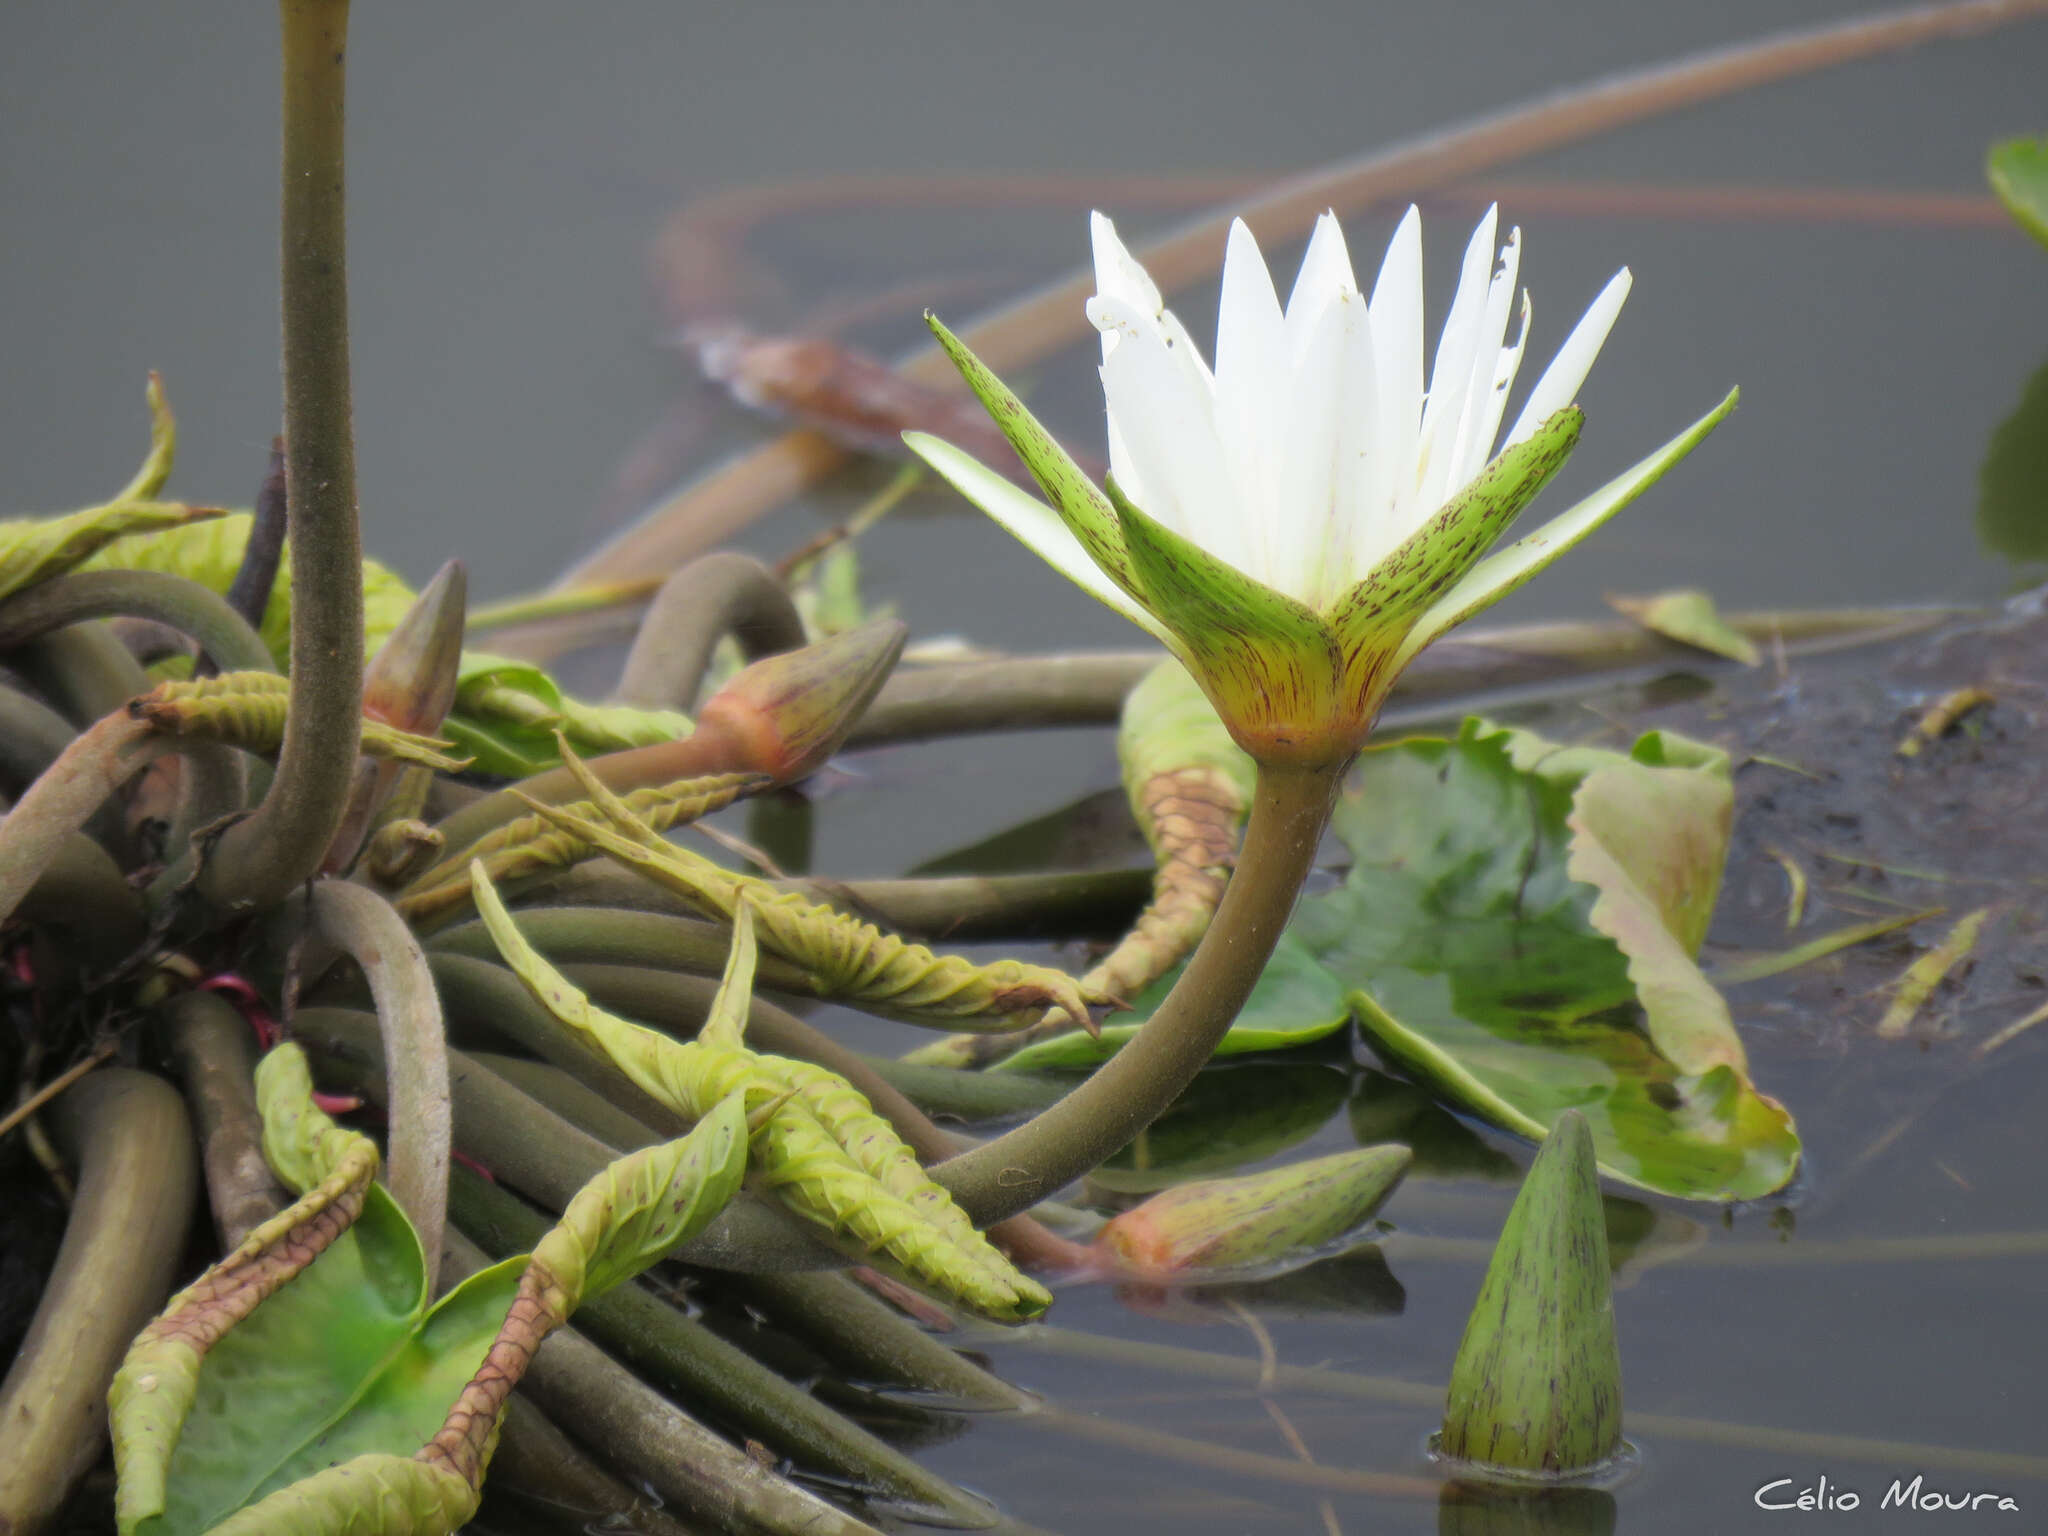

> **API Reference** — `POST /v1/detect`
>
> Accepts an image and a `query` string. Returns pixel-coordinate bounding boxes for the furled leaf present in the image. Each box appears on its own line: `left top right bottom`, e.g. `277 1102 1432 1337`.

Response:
1605 588 1761 665
112 1044 753 1536
1988 135 2048 250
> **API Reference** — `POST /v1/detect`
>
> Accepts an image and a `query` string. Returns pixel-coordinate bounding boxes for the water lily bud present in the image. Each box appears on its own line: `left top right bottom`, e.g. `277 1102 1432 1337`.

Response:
694 617 905 782
1093 1144 1411 1277
360 559 466 734
1439 1110 1623 1477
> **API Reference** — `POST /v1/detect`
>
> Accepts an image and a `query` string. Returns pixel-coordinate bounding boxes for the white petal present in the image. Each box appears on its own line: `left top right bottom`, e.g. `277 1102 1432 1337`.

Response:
1285 212 1356 362
1090 211 1164 361
1094 296 1235 554
904 431 1169 640
1367 207 1424 530
1506 267 1632 446
1414 206 1499 514
1324 290 1387 592
1446 226 1523 491
1454 289 1532 488
1273 284 1347 606
1211 219 1289 579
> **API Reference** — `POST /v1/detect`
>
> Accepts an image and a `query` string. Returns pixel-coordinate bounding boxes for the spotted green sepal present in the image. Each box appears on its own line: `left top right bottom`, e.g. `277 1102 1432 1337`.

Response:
922 313 1143 601
1105 478 1355 766
1396 390 1739 671
1331 407 1581 694
1439 1108 1623 1476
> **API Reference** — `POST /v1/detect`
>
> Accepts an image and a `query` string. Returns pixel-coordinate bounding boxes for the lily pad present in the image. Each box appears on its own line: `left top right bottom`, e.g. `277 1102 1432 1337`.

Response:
995 926 1351 1073
1295 719 1798 1201
1088 1061 1353 1193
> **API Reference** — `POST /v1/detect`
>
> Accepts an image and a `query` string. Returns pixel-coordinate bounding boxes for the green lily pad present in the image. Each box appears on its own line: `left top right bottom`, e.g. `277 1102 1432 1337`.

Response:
1989 135 2048 250
1294 719 1798 1201
1089 1062 1353 1193
995 926 1351 1073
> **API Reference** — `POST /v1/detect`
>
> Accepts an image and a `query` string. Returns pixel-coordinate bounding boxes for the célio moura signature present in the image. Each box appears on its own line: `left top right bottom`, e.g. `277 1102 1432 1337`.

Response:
1754 1474 2020 1514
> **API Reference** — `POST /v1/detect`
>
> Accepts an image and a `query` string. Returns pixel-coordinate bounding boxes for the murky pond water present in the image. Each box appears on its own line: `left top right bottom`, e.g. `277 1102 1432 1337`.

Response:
6 2 2046 1532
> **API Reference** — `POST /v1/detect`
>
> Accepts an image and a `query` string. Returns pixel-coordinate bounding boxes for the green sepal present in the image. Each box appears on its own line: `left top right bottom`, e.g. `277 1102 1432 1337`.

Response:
1988 135 2048 250
1105 477 1351 765
1395 389 1740 670
922 312 1143 600
1440 1109 1623 1475
1329 407 1580 691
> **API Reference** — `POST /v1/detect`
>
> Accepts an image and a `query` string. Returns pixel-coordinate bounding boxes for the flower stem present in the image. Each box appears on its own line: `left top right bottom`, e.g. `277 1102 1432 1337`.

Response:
198 0 363 911
933 759 1344 1226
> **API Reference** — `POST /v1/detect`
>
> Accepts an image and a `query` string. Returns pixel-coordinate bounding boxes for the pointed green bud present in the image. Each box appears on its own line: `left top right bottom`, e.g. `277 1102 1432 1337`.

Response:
361 558 466 734
696 617 905 782
1094 1144 1411 1277
1440 1110 1623 1477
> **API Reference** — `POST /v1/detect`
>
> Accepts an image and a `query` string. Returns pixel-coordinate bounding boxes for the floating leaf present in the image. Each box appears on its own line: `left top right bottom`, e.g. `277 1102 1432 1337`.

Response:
1605 588 1760 665
1978 359 2048 566
1988 135 2048 250
996 928 1350 1073
1089 1061 1353 1193
1294 719 1798 1201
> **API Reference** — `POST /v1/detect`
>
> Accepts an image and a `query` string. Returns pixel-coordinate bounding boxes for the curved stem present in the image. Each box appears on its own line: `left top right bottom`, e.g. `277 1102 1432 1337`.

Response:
200 0 364 910
0 710 174 927
490 1399 702 1536
847 652 1156 745
12 833 149 980
164 989 289 1248
0 1070 198 1534
12 622 152 726
934 761 1342 1226
303 882 449 1260
613 551 807 709
0 568 277 676
0 684 85 793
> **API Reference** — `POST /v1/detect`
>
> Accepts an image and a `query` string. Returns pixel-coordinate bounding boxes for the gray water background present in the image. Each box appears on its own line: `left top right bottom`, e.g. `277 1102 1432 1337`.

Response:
5 3 2046 1532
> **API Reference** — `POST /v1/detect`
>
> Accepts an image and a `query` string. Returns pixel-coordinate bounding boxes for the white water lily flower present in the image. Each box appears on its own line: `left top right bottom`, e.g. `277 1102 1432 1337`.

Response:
908 209 1737 767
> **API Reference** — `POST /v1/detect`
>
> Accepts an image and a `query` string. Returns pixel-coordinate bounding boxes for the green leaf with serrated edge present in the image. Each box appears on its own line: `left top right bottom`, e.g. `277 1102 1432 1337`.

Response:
1394 389 1739 671
920 313 1146 602
468 864 1049 1319
1327 408 1580 681
1606 588 1761 665
1107 478 1352 763
531 1094 750 1306
0 502 226 605
1440 1109 1622 1474
997 926 1350 1074
1989 136 2048 250
1291 719 1797 1201
1088 1061 1352 1194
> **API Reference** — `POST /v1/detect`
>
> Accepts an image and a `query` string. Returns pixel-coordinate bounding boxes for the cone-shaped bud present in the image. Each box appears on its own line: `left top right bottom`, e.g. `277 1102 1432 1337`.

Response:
1093 1144 1411 1278
1440 1110 1622 1476
695 617 905 783
361 559 467 733
324 561 467 874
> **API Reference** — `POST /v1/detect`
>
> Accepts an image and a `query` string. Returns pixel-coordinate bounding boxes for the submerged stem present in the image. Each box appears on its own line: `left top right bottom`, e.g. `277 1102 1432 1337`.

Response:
199 0 364 910
934 761 1342 1226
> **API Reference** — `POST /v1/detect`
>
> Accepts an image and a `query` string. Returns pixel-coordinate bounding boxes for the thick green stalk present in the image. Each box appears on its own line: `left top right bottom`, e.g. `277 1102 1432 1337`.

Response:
304 882 450 1259
934 761 1342 1225
199 0 363 910
0 569 277 676
612 551 807 708
163 990 289 1248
